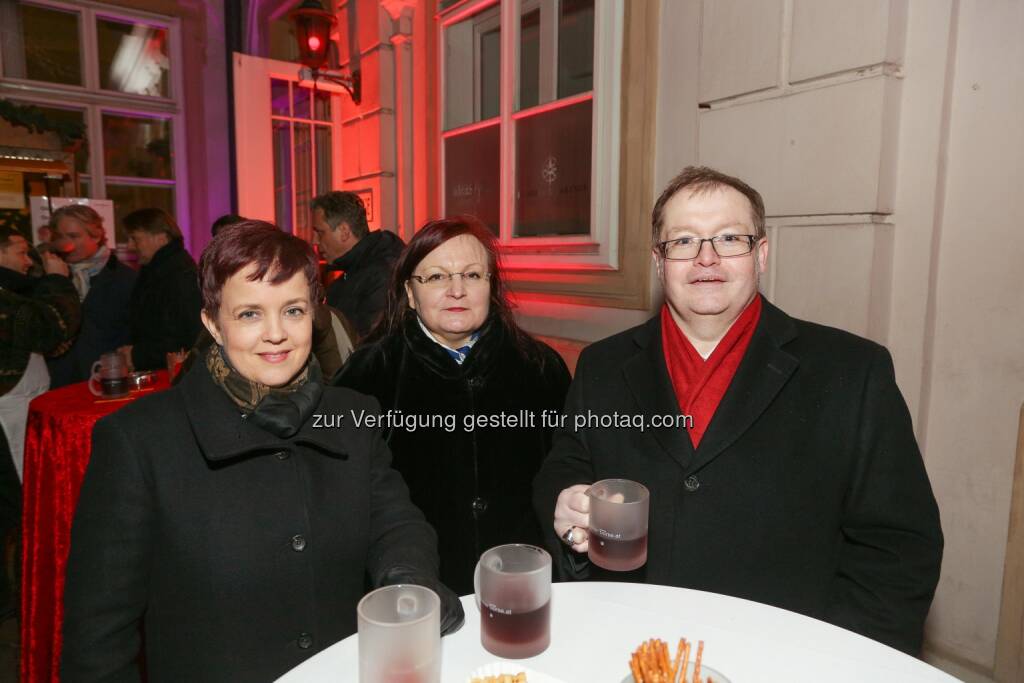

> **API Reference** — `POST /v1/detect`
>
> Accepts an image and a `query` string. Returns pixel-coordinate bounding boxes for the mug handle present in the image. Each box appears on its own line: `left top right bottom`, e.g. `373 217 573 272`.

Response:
473 560 481 611
88 361 103 397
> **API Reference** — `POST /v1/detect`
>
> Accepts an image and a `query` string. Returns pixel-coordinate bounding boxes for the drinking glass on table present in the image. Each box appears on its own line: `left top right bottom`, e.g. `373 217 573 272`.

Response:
586 479 650 571
357 584 440 683
474 544 551 659
88 352 131 398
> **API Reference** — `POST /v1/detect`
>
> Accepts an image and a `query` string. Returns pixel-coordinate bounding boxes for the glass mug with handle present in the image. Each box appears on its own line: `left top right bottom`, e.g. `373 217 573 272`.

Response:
586 479 650 571
357 584 440 683
474 543 552 659
88 352 131 398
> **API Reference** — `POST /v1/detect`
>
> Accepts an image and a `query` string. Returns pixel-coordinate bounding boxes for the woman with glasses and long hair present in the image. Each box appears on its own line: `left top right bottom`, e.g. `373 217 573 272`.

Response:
334 216 571 596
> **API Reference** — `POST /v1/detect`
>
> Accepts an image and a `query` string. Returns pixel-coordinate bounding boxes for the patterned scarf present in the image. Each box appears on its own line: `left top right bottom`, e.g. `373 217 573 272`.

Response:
205 344 323 438
68 245 110 301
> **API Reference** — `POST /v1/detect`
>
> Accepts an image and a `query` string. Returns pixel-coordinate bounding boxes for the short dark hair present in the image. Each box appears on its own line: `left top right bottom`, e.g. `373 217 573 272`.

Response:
210 214 246 237
651 166 766 244
310 191 369 240
123 207 183 241
199 220 323 315
0 226 26 249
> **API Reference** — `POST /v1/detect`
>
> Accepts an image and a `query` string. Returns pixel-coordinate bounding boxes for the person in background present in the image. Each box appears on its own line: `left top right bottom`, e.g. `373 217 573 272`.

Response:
62 221 462 682
0 225 80 614
310 191 404 340
210 213 246 238
45 205 135 388
335 216 571 596
120 208 202 372
534 166 942 655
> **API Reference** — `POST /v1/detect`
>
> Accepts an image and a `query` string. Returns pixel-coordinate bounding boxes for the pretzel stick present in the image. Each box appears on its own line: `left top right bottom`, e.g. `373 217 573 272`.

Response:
694 640 704 683
681 641 691 683
630 651 644 683
670 638 684 683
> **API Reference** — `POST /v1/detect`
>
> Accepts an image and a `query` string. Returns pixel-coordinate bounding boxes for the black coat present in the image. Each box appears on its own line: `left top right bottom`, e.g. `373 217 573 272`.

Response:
533 300 943 655
128 239 202 371
326 230 404 339
47 253 136 387
62 360 440 682
335 316 571 595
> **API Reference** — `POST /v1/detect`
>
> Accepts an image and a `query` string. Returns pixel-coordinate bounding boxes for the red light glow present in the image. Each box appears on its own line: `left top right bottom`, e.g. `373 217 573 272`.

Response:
307 35 322 51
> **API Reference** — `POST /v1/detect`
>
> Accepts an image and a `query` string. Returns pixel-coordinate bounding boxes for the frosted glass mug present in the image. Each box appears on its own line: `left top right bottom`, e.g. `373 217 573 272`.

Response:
357 584 440 683
474 544 551 659
587 479 650 571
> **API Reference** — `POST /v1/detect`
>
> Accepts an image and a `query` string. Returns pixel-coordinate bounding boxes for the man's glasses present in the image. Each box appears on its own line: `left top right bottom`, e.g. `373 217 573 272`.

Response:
408 271 492 287
655 234 759 261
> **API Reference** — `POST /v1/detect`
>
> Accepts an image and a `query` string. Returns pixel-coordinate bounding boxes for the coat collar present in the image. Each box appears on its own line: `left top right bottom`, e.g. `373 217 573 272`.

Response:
178 359 347 463
625 298 799 473
400 313 506 379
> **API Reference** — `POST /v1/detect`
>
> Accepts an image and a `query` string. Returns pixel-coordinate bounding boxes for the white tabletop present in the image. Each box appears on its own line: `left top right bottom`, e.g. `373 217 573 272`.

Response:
277 581 958 683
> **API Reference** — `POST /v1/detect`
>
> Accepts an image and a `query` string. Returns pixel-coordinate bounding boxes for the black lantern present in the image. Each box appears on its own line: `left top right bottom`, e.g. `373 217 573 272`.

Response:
290 0 335 70
289 0 361 103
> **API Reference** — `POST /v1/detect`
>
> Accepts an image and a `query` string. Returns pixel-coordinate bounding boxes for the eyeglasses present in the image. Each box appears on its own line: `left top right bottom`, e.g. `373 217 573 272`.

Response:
656 234 759 261
408 270 492 287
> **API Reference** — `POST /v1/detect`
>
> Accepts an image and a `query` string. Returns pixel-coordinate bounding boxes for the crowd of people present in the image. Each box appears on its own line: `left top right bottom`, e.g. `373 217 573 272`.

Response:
0 168 943 681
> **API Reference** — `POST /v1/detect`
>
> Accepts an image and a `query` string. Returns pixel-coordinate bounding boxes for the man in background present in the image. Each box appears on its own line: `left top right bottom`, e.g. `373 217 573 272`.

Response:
46 205 135 387
120 208 202 372
310 191 404 340
0 226 80 614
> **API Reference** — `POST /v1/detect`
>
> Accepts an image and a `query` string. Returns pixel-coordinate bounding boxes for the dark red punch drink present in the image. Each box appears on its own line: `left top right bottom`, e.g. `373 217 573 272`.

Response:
480 600 551 659
588 533 648 571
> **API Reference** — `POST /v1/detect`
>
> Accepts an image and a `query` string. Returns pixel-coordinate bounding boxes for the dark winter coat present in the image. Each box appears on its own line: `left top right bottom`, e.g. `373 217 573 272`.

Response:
61 359 440 682
0 268 80 396
128 239 202 371
47 253 136 387
326 230 404 340
334 315 571 596
533 299 943 655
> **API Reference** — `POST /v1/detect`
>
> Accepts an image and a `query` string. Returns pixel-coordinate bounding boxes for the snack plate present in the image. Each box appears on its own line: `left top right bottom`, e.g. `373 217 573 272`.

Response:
622 662 731 683
467 661 568 683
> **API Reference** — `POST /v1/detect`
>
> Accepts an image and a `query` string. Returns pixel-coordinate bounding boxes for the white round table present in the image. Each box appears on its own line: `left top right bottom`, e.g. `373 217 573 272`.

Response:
276 582 957 682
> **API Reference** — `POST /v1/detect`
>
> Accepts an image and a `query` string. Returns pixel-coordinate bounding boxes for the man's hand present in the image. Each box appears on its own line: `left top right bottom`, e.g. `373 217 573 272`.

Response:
42 253 69 277
554 484 591 553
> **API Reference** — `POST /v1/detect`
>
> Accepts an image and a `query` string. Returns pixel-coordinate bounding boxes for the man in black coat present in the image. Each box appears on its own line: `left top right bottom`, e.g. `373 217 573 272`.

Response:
311 191 404 339
46 205 136 387
534 166 943 655
121 208 202 371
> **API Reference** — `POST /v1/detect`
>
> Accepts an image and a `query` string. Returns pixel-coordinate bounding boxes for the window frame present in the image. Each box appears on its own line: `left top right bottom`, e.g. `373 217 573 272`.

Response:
0 0 188 245
438 0 623 271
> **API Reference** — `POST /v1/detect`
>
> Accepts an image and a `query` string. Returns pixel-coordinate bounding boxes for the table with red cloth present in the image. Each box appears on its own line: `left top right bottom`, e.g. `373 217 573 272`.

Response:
20 373 170 683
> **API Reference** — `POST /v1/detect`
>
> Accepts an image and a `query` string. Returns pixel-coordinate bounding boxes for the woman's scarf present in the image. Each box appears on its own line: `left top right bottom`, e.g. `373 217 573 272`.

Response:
68 245 110 301
205 344 323 438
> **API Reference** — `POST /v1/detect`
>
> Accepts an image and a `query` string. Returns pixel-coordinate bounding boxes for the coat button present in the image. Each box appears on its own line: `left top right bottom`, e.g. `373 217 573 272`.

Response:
297 632 313 649
291 534 307 551
471 497 488 516
467 377 482 389
684 475 700 492
274 450 290 460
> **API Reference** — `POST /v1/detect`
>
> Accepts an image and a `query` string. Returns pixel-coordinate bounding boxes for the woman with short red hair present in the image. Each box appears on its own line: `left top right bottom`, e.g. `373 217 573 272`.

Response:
62 221 462 682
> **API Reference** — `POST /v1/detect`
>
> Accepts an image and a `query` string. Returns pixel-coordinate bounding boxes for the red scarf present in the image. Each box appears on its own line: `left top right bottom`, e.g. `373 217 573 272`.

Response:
661 295 762 447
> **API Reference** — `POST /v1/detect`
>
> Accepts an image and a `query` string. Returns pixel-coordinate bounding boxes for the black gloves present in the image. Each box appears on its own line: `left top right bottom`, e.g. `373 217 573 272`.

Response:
378 566 465 636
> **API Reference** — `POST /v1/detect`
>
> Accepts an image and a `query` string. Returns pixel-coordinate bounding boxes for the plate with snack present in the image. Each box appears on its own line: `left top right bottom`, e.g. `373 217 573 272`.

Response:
622 637 731 683
467 661 568 683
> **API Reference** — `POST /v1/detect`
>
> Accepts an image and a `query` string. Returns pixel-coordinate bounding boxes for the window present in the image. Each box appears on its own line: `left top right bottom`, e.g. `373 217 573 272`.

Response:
0 0 186 244
439 0 622 269
269 78 334 236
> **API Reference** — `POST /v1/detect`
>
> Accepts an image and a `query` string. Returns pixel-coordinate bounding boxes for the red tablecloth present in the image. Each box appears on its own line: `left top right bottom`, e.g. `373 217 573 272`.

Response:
20 373 170 683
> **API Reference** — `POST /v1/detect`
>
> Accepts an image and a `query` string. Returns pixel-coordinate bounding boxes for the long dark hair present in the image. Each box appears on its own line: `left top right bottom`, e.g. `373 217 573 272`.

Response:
366 216 543 364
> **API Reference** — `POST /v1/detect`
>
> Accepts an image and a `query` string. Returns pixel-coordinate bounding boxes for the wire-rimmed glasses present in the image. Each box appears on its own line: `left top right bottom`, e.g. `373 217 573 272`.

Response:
655 234 759 261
